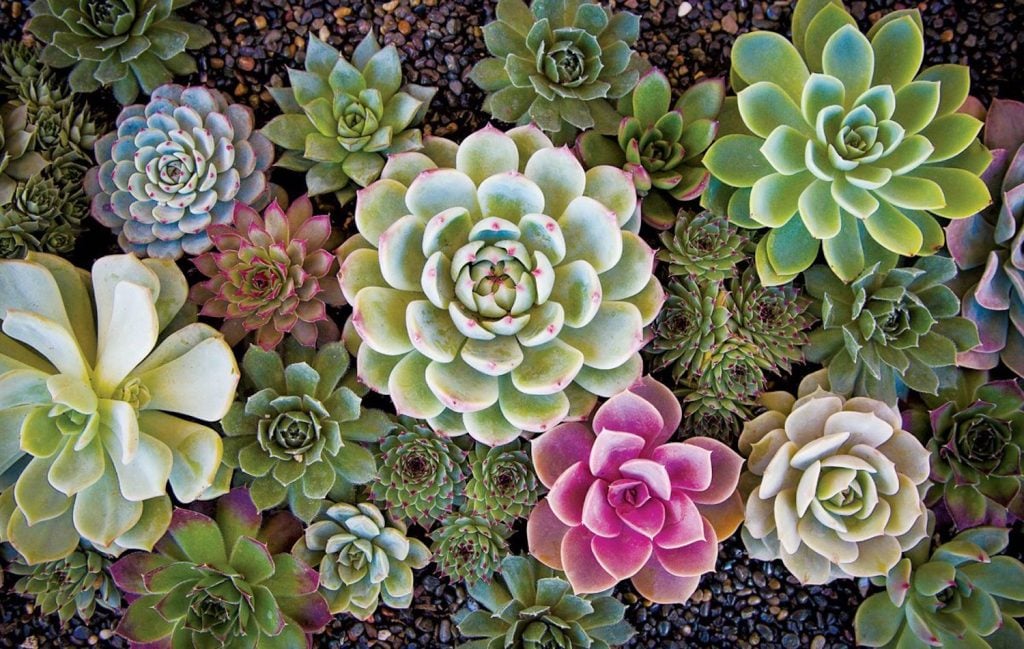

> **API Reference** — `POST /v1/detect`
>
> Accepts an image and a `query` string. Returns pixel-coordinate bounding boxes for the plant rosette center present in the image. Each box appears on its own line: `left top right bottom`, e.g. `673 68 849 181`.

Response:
337 91 384 150
945 415 1011 472
540 29 598 87
257 405 325 464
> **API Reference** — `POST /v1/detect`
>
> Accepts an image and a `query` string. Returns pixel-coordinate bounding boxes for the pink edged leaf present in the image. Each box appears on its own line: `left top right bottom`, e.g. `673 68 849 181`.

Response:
167 508 228 567
593 390 664 443
627 375 682 449
657 492 706 549
232 202 261 232
278 592 333 633
109 552 174 595
531 422 596 488
262 200 291 241
562 525 619 593
262 553 320 596
215 487 263 552
592 525 654 580
654 516 719 578
588 430 646 481
682 437 743 505
293 214 333 250
698 490 746 541
548 461 596 526
651 442 713 492
618 499 667 538
619 458 672 500
582 479 624 538
528 499 570 570
631 555 701 604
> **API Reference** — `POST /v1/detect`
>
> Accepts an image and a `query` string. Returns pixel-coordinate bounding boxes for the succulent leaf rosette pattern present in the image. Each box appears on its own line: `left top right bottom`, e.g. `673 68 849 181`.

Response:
527 376 744 604
703 0 992 285
431 513 510 585
86 84 273 259
465 439 539 525
339 124 662 445
9 547 121 625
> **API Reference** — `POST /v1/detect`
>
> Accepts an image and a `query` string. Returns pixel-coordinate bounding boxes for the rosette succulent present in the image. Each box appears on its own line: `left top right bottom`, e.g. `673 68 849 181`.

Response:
648 276 730 383
371 417 467 527
262 33 435 205
0 253 238 564
0 41 47 95
804 256 980 406
221 341 388 522
855 525 1024 648
729 267 812 374
577 71 723 228
469 0 645 145
339 124 662 445
738 375 932 584
703 0 992 285
456 555 635 649
26 0 214 104
527 376 744 603
292 501 430 618
0 101 46 205
465 439 539 525
947 99 1024 376
110 488 332 648
431 514 509 585
86 84 273 259
190 196 344 350
9 547 121 625
657 210 748 281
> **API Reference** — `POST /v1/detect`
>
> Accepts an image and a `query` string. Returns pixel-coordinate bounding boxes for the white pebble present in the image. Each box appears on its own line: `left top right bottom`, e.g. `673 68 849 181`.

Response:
679 2 694 18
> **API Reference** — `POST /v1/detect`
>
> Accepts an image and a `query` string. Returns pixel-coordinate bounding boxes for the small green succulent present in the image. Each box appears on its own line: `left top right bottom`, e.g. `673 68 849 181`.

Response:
0 101 46 205
262 33 435 205
8 547 121 625
728 267 811 374
465 440 539 525
657 210 749 281
0 41 47 96
648 276 731 384
431 514 509 585
292 501 430 619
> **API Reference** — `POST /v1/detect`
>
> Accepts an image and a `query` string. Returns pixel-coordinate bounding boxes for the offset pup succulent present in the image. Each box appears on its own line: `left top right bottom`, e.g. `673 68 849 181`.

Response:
9 547 121 625
292 501 430 619
657 210 748 282
703 0 992 284
456 554 636 649
26 0 214 104
577 71 723 229
339 124 662 445
111 488 332 647
527 376 744 603
470 0 645 145
86 84 273 259
855 525 1024 648
263 33 435 205
0 253 238 564
431 513 509 585
739 371 932 584
465 439 539 525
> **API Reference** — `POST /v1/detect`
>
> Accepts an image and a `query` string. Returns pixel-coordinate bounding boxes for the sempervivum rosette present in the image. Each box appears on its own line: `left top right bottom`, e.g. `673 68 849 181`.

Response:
86 84 273 259
339 124 663 445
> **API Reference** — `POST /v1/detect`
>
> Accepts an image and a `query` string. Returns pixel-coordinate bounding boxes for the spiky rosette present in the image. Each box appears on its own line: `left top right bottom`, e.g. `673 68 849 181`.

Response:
728 267 812 374
648 277 730 383
0 41 46 95
676 401 742 444
9 548 121 625
657 211 748 281
692 335 770 413
431 514 509 585
465 439 539 525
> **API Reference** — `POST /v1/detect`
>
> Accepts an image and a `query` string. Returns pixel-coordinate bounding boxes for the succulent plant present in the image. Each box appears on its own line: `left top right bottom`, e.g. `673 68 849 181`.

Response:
947 99 1024 376
804 256 980 406
292 501 431 618
26 0 214 104
431 513 509 585
465 439 539 525
0 101 46 205
729 267 812 374
469 0 645 145
456 554 636 649
855 525 1024 648
339 124 662 445
190 197 344 350
527 376 744 603
738 374 932 584
8 547 121 625
262 33 435 205
657 210 749 281
371 416 467 528
702 0 992 285
221 340 388 523
577 71 723 228
0 253 238 564
0 41 47 96
86 84 273 259
648 276 730 384
110 488 332 647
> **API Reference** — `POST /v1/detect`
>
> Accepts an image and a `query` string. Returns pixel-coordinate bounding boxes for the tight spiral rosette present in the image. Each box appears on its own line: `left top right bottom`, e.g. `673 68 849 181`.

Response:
86 84 273 259
339 124 662 445
465 439 539 525
657 210 748 282
9 547 121 625
431 513 509 585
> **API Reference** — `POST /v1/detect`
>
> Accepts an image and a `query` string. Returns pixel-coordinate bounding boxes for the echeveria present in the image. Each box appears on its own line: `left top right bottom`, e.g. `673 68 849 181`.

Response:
110 488 332 647
292 501 430 619
9 547 121 625
703 0 992 284
739 372 931 584
656 210 748 281
431 513 509 585
262 33 435 205
465 439 539 525
190 196 344 350
469 0 644 145
339 124 662 445
527 376 744 603
0 253 238 564
86 84 273 259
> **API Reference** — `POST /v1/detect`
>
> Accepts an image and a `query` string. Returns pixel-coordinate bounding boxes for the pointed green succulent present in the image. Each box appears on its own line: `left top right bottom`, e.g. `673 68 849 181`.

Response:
0 41 48 96
456 555 635 649
292 501 431 619
26 0 214 104
0 253 239 564
8 546 121 625
469 0 645 145
649 275 731 384
431 513 509 585
465 439 539 525
703 0 993 285
221 340 389 523
577 70 723 228
728 267 812 375
0 101 46 206
657 210 749 282
855 525 1024 648
262 33 435 205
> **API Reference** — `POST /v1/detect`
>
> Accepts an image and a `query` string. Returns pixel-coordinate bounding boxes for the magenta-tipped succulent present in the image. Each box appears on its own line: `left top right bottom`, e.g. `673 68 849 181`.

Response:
526 376 744 604
948 98 1024 375
190 196 344 350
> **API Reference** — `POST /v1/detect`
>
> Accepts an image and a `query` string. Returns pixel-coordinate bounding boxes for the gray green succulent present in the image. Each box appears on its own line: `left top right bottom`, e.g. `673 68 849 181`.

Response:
465 440 539 525
8 547 121 625
657 211 749 282
431 514 509 585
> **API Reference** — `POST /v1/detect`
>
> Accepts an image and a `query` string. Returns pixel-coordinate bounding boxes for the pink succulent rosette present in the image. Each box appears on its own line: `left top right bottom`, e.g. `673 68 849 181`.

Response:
527 376 745 603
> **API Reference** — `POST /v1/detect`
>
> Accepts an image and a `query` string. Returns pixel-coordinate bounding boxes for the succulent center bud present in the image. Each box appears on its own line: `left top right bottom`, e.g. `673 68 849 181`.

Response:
117 378 152 411
951 416 1010 468
547 43 586 85
336 95 381 148
267 411 318 460
608 479 651 508
237 260 287 301
85 0 127 30
493 465 518 492
401 451 433 481
185 588 239 635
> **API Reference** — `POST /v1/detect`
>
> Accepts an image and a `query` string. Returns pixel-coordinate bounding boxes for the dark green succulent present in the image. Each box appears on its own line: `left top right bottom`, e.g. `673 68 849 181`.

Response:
657 211 749 281
0 41 47 96
456 555 635 649
692 335 769 411
9 548 121 625
431 514 509 585
465 440 539 526
649 276 731 383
